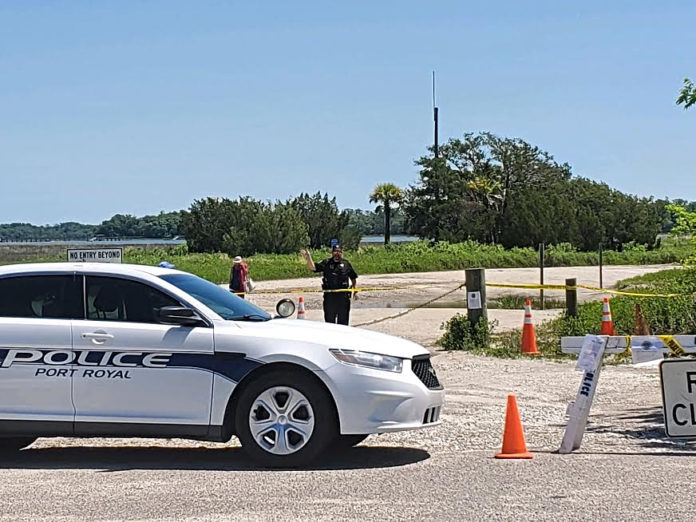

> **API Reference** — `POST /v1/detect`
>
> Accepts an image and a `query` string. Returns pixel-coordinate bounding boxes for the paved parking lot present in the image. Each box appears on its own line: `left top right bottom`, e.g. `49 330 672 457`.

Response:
2 350 696 521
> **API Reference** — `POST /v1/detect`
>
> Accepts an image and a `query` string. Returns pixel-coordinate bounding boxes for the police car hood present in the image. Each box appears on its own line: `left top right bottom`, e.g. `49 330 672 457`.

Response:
226 319 428 359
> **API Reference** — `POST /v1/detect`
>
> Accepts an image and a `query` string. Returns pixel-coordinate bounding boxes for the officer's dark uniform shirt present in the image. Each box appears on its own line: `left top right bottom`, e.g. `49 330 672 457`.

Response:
314 258 358 292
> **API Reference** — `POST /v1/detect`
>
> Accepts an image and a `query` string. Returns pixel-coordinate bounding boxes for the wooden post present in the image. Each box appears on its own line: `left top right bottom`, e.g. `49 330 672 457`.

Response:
599 243 604 289
566 278 577 317
465 268 487 327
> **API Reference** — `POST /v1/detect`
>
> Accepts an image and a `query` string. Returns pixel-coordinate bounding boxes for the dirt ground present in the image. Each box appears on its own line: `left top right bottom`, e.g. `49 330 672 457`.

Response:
246 264 676 347
3 264 690 521
16 316 693 521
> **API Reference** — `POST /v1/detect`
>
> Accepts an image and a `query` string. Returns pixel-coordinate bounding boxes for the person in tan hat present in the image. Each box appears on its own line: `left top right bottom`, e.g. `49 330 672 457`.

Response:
229 255 250 299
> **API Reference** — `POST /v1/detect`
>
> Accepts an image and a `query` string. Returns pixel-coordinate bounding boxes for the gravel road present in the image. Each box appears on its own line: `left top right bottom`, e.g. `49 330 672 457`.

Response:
247 264 676 346
1 264 690 521
2 352 694 521
248 264 676 311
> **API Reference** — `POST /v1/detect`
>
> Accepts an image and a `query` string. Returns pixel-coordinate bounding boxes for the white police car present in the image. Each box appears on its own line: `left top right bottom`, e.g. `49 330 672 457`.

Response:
0 263 444 467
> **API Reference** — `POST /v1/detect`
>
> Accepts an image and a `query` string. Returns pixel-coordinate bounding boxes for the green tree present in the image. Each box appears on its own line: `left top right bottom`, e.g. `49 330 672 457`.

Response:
289 192 358 249
667 204 696 263
95 214 139 237
344 209 374 234
369 183 403 244
222 201 309 256
404 132 662 250
181 198 242 252
0 222 97 241
668 204 696 235
344 208 406 236
94 211 182 238
677 78 696 110
404 132 570 244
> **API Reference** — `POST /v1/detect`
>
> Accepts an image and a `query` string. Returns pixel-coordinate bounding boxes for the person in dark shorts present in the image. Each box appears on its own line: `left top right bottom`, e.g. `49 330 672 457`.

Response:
301 245 358 325
229 256 249 299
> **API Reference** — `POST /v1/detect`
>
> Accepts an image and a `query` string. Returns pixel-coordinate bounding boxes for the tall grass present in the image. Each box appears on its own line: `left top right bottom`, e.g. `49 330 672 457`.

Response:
555 267 696 337
446 266 696 358
2 238 693 284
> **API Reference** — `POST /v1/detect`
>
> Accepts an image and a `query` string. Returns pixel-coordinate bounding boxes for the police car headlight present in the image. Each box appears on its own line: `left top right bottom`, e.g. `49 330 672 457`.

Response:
329 349 403 373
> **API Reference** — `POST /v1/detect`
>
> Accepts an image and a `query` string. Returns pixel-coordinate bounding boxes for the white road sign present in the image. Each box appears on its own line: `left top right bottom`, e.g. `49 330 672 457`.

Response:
67 248 123 264
660 359 696 438
467 291 482 310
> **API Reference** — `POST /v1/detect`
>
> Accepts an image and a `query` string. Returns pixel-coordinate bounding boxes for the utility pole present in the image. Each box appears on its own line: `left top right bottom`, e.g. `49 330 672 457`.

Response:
433 71 439 158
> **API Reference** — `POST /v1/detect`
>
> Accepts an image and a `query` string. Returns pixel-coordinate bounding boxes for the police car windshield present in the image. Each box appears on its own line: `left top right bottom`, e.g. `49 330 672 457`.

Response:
160 274 271 322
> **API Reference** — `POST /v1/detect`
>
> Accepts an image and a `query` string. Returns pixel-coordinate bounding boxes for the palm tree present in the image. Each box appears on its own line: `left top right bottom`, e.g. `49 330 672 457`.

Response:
369 183 404 245
677 78 696 109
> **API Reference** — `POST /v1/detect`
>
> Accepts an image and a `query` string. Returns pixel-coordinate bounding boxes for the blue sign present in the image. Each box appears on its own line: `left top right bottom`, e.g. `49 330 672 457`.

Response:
330 238 339 248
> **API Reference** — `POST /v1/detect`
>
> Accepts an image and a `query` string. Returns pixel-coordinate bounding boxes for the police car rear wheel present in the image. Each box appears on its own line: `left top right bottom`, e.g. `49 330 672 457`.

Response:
0 437 36 453
235 370 337 468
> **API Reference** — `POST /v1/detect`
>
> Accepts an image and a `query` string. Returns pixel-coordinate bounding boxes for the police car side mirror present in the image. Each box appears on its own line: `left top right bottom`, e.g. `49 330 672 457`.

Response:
275 298 296 318
157 306 206 327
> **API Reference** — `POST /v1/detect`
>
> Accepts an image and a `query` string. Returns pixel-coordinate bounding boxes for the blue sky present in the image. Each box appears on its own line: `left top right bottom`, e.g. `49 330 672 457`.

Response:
1 1 694 225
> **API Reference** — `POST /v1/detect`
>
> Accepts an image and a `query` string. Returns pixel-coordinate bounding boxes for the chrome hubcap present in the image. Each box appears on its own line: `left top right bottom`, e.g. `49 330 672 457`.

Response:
249 386 315 456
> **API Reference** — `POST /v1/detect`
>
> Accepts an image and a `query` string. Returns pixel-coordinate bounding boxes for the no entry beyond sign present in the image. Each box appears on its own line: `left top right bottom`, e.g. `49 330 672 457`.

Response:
67 248 123 263
661 359 696 438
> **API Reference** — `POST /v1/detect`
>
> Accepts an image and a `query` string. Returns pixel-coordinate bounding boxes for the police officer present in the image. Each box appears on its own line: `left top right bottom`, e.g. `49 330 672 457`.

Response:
301 245 358 325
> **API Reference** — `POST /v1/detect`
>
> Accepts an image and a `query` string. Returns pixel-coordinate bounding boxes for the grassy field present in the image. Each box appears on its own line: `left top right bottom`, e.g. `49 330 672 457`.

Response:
1 238 693 284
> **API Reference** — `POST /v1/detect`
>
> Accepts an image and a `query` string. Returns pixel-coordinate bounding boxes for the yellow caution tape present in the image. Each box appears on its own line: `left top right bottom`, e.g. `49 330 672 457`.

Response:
574 284 684 298
486 282 568 291
353 283 466 327
232 281 685 299
236 282 468 326
234 283 434 296
487 282 685 298
658 335 687 356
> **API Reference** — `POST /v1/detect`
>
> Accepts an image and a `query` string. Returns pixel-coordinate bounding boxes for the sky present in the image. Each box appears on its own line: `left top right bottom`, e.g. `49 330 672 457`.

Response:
1 1 694 225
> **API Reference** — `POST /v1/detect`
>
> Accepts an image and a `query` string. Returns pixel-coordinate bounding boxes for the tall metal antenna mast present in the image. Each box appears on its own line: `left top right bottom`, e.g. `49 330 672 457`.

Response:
432 71 439 158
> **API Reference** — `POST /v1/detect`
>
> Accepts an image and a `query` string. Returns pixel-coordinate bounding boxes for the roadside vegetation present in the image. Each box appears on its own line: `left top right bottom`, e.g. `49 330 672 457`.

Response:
3 237 694 283
439 264 696 359
439 205 696 358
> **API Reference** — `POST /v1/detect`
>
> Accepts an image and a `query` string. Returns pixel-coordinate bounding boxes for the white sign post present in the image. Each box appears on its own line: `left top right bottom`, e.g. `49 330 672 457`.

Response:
67 248 123 264
559 335 608 454
560 334 696 452
660 359 696 438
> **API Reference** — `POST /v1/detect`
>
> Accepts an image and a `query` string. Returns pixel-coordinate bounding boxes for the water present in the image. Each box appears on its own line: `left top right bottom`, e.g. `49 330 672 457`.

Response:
360 235 419 244
3 236 418 247
0 239 187 247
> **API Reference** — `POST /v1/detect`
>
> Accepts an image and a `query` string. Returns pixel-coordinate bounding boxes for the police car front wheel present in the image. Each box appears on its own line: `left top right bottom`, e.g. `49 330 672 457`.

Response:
235 370 337 468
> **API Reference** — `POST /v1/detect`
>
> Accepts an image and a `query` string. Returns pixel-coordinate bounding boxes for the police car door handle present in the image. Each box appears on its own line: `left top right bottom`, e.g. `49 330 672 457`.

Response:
82 332 114 341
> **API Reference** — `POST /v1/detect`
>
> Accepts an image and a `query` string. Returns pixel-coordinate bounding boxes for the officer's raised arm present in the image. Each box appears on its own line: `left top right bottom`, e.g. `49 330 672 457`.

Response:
300 249 316 272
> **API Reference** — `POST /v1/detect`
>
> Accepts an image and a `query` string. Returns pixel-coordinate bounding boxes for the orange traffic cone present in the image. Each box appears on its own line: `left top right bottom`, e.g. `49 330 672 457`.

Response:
297 296 306 319
521 300 539 355
495 394 533 459
600 297 614 335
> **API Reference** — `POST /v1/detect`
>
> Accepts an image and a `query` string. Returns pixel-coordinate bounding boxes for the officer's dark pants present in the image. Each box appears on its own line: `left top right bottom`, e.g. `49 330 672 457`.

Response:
323 292 351 325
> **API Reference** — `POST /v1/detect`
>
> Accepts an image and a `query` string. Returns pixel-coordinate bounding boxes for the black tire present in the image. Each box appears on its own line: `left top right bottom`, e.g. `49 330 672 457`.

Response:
235 369 338 468
0 437 36 453
331 434 369 450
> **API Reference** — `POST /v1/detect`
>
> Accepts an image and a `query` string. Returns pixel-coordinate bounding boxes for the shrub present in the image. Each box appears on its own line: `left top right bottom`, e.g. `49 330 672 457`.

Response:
437 315 494 351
